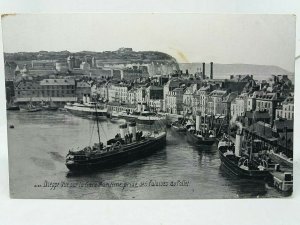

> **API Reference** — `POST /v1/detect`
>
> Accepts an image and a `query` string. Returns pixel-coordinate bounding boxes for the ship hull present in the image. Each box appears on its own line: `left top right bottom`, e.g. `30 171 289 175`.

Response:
117 114 164 125
219 149 271 179
65 105 107 119
186 130 215 146
7 106 20 111
66 133 167 172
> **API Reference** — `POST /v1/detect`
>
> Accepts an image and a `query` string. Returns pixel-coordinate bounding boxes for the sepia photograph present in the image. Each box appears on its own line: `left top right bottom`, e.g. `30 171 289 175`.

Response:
2 13 295 199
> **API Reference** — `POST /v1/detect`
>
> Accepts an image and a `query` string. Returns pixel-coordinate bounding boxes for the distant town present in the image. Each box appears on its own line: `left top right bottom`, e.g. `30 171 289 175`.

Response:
5 47 294 157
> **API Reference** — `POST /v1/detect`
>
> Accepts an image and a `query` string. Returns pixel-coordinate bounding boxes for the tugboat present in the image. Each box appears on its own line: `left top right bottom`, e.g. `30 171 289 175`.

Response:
65 104 167 172
218 123 271 179
186 113 216 146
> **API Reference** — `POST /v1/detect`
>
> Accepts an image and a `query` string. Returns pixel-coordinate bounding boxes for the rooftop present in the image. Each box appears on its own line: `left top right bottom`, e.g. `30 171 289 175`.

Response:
40 79 75 86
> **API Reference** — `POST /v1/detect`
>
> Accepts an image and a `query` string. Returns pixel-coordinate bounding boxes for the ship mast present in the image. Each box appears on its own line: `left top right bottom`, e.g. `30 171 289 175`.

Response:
94 102 101 148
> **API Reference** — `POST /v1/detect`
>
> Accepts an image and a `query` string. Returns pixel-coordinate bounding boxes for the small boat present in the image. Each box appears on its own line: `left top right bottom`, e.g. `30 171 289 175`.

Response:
186 127 216 145
171 120 186 133
19 103 42 112
6 100 20 111
9 125 14 129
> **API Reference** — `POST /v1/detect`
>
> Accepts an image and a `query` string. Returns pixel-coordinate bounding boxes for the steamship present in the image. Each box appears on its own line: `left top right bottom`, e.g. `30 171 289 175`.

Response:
66 110 167 172
186 114 216 146
64 95 108 119
112 103 165 125
218 123 272 179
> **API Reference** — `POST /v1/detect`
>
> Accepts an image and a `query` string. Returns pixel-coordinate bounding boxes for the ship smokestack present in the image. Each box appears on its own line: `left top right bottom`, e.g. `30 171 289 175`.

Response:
128 121 137 141
202 62 206 79
210 62 213 79
196 113 201 131
235 129 242 157
119 123 128 139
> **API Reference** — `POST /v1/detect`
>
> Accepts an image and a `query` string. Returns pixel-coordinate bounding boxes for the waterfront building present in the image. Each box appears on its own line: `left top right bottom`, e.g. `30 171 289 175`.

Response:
207 90 227 116
136 87 146 104
255 92 284 121
14 78 77 104
128 88 137 105
76 80 92 101
108 83 131 103
182 84 198 115
230 93 248 118
165 87 184 114
145 85 163 101
163 78 182 111
275 96 294 120
196 85 213 116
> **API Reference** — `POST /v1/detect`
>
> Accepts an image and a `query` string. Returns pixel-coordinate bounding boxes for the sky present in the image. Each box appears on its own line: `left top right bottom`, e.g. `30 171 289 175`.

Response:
1 13 296 72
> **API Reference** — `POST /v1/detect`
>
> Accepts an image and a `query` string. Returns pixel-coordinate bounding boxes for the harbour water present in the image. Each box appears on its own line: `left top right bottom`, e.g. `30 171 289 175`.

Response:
7 111 287 199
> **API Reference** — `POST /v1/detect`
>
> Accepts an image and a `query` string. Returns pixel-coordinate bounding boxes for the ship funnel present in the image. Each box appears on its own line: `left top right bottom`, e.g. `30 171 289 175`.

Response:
128 121 137 141
119 123 128 139
235 130 242 156
196 113 201 131
137 103 142 112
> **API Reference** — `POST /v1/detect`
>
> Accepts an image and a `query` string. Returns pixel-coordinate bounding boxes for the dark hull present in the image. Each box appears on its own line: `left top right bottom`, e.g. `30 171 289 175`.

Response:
7 106 20 111
66 134 167 171
186 130 215 146
219 149 271 179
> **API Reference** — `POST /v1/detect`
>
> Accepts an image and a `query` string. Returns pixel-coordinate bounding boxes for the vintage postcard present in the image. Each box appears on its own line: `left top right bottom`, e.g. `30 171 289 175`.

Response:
2 13 295 199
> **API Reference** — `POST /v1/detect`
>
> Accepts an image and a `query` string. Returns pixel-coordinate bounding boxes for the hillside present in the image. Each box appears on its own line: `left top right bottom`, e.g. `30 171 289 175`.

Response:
4 50 178 64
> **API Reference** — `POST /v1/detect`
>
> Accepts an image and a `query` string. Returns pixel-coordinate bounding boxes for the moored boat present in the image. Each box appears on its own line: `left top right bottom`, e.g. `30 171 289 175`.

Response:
19 102 42 112
218 125 272 179
64 102 108 118
65 104 167 172
186 114 216 146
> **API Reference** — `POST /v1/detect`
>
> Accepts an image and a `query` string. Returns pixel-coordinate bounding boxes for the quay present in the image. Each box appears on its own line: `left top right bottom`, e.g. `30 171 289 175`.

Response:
270 171 293 192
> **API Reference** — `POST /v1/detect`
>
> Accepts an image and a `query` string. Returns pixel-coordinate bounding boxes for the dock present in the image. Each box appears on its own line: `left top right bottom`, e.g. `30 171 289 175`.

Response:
270 171 293 192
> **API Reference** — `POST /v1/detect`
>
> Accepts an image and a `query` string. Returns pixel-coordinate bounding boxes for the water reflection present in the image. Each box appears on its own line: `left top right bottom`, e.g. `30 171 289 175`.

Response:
7 111 285 199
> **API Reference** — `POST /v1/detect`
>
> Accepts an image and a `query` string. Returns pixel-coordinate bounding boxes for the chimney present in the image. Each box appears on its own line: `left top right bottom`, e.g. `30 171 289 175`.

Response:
210 62 213 79
202 62 206 79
